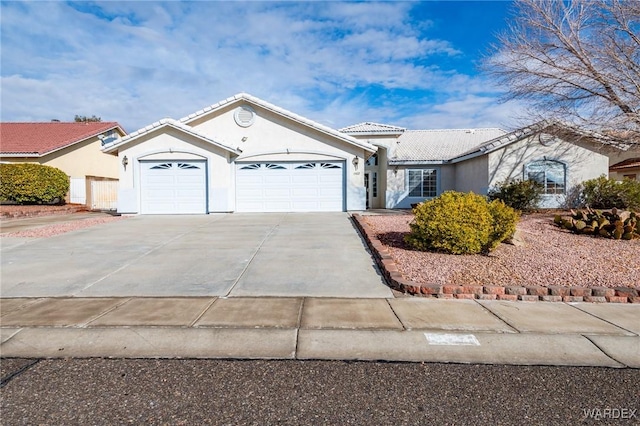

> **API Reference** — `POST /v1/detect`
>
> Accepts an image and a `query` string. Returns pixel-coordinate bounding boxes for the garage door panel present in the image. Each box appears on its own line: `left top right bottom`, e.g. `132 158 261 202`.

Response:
236 161 344 212
141 161 206 214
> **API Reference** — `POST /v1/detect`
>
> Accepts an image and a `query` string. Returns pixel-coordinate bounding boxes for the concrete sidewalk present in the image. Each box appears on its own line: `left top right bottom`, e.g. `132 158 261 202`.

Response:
1 297 638 368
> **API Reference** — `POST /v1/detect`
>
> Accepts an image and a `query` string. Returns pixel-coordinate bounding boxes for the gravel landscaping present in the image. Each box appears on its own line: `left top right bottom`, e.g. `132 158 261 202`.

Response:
1 215 125 238
363 213 640 289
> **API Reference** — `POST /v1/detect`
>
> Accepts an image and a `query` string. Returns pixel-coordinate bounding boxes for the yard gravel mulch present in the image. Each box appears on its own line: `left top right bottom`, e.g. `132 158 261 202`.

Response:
363 213 640 289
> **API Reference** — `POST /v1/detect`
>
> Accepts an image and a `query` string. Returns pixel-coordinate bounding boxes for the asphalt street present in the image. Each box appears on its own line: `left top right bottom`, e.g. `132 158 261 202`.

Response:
1 359 638 425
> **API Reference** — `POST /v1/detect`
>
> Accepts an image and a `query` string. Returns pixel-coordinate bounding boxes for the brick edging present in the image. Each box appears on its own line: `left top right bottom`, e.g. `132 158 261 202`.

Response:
352 214 640 303
0 205 88 219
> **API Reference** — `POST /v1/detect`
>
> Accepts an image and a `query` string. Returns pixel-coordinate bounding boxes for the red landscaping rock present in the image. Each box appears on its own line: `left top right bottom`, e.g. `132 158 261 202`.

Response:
455 294 476 300
506 287 527 296
548 286 571 297
477 294 497 300
570 287 592 297
584 296 607 303
526 286 548 296
591 287 615 298
606 296 629 303
519 295 540 302
497 294 518 301
483 286 505 295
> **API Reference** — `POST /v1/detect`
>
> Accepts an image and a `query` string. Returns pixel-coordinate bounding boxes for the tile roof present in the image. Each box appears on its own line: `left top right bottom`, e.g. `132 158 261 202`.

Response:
101 118 241 154
609 157 640 170
339 122 406 134
389 128 506 163
179 93 377 153
0 122 124 156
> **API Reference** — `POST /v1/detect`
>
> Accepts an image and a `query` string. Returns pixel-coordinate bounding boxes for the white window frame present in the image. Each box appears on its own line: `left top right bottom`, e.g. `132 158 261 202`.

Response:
407 169 438 198
524 160 566 195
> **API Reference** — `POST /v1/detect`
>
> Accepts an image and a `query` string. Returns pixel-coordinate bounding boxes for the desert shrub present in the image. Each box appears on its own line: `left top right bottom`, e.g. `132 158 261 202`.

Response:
581 175 640 210
405 191 520 255
487 179 543 212
0 163 69 204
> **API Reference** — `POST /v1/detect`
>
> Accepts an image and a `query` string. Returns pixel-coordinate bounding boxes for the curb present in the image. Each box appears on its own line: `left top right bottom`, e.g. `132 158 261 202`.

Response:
352 214 640 304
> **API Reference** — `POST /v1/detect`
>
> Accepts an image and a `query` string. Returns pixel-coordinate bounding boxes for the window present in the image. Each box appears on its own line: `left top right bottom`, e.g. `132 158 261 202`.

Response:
366 153 378 167
408 169 437 197
150 163 172 170
372 172 378 198
524 160 565 194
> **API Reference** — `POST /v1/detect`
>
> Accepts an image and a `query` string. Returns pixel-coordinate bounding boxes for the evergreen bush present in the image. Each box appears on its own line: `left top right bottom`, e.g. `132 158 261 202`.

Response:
405 191 520 255
487 179 542 212
0 163 69 204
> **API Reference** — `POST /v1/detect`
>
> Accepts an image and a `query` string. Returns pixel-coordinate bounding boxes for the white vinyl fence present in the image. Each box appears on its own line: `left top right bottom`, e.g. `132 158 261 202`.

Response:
69 178 86 205
90 180 118 210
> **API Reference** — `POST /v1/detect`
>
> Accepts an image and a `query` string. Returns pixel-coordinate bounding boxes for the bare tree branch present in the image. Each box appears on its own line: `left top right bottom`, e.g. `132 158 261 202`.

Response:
482 0 640 146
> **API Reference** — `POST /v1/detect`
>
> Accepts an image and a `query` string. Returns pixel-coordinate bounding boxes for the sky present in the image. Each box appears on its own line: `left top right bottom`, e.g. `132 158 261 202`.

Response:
0 1 523 133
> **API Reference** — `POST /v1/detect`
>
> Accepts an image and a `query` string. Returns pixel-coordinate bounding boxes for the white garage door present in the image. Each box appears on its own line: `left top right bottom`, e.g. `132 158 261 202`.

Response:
140 161 207 214
236 161 344 212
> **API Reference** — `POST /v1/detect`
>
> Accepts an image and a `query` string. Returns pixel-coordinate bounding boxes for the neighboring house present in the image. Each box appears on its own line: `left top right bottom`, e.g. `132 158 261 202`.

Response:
609 157 640 181
0 122 126 207
101 93 617 214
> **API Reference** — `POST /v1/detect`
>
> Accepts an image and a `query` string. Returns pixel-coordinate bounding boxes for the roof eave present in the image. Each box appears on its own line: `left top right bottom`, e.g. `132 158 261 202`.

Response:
0 152 41 157
101 120 240 155
388 159 449 166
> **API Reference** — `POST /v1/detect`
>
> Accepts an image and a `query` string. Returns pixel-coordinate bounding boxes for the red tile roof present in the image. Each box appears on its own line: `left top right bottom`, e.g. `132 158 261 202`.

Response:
609 157 640 170
0 122 125 156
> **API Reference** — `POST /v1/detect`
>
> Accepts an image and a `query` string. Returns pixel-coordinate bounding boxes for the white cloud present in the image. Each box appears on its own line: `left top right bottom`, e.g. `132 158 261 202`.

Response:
0 1 519 132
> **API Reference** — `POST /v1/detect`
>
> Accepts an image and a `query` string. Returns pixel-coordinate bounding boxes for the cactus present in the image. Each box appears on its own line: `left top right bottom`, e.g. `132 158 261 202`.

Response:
554 208 639 240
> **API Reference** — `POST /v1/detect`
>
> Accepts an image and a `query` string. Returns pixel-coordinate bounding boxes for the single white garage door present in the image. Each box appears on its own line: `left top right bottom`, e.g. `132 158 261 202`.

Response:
140 161 207 214
236 161 344 212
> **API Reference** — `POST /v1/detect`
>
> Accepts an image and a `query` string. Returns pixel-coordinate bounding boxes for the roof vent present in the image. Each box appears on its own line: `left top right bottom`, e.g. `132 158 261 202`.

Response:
234 105 256 128
465 129 475 134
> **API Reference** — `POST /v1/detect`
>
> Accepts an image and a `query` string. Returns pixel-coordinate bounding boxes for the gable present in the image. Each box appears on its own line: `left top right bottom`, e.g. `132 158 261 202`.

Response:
180 93 376 154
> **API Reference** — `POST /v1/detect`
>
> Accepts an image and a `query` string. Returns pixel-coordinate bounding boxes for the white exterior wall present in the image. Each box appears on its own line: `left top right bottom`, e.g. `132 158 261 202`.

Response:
455 156 489 195
384 165 446 209
486 134 609 208
116 128 232 214
188 104 369 211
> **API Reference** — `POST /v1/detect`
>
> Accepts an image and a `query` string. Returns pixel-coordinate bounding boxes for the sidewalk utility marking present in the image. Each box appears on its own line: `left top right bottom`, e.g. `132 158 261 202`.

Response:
424 333 480 346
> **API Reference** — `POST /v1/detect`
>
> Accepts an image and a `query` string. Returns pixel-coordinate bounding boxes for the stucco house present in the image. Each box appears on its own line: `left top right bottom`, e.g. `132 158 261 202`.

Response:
102 93 615 214
0 122 126 206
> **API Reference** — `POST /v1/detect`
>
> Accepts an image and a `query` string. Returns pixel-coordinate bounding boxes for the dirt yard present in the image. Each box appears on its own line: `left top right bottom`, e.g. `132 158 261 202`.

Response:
363 213 640 288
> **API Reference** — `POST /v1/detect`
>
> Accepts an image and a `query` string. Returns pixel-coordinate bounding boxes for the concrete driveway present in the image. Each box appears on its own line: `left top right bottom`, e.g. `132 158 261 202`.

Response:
0 213 393 298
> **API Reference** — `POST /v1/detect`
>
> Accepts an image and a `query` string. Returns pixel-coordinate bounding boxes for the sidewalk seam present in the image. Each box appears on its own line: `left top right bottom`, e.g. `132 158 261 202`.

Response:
188 297 219 327
581 334 628 368
81 298 133 327
567 303 638 336
473 300 521 333
385 300 408 331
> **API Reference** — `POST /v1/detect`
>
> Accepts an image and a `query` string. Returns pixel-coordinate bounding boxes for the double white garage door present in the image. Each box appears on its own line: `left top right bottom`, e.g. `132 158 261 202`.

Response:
140 160 344 214
236 161 344 212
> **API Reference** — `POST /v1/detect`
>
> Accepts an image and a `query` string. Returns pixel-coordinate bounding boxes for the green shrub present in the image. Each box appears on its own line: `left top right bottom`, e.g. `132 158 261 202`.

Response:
581 175 640 210
0 163 69 204
487 179 543 212
405 191 520 255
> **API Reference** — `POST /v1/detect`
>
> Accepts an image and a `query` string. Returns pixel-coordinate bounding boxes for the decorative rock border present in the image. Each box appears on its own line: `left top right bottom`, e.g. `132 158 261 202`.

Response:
352 214 640 303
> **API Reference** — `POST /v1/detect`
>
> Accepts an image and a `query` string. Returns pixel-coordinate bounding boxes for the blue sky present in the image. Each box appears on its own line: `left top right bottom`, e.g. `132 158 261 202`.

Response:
0 1 522 133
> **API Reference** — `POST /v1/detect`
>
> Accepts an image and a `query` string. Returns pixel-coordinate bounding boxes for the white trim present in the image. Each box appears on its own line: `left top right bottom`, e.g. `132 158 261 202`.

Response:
102 119 240 155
